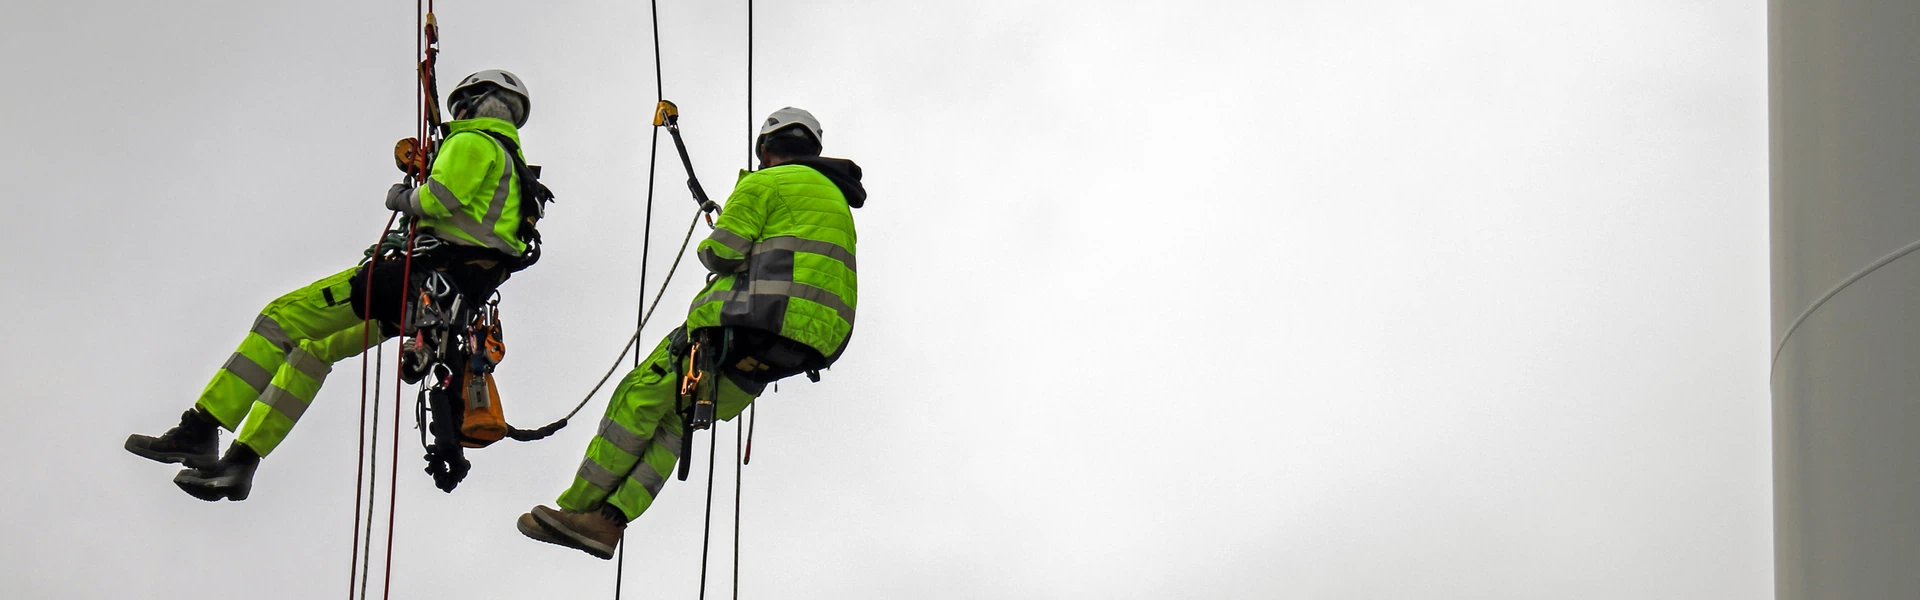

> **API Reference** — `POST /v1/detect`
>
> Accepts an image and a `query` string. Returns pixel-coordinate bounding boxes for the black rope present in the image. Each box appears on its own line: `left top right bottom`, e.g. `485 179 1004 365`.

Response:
698 420 720 600
734 416 744 599
747 0 754 167
636 138 658 370
653 0 664 101
733 7 753 600
638 0 663 369
618 2 665 597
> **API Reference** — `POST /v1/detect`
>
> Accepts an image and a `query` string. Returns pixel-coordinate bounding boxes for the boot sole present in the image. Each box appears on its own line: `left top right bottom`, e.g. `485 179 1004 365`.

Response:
173 470 251 502
125 436 218 470
531 509 617 560
517 513 567 546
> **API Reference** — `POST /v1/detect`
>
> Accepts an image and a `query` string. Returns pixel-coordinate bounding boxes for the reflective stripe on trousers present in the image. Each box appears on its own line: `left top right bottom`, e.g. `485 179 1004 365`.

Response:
194 266 390 455
556 333 761 521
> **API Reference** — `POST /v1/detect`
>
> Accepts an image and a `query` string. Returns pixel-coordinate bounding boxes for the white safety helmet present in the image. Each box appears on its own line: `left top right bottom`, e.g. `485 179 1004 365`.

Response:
448 69 532 126
758 107 823 144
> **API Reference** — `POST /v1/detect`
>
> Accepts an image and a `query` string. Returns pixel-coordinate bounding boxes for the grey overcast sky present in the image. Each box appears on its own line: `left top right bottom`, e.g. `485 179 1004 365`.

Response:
1 1 1768 598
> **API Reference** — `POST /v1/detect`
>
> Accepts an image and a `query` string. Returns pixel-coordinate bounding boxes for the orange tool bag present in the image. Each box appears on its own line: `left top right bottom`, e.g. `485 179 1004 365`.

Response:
459 301 511 448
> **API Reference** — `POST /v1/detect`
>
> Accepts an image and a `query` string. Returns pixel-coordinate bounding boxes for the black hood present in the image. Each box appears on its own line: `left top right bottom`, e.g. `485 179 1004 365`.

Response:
785 157 867 208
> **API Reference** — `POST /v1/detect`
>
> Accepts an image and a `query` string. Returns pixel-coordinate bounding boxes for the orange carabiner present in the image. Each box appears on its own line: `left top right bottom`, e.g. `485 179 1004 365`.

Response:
679 342 704 397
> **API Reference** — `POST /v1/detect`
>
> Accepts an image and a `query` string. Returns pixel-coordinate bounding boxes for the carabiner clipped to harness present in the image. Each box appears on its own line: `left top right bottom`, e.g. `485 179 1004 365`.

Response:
674 327 730 481
680 340 716 430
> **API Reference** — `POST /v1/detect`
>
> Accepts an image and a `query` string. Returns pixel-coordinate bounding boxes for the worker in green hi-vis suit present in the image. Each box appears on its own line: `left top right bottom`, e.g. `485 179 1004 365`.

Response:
519 107 866 560
124 70 546 502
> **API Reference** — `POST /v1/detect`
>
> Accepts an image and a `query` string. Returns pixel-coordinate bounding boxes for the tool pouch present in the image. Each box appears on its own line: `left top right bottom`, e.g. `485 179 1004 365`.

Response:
459 370 508 447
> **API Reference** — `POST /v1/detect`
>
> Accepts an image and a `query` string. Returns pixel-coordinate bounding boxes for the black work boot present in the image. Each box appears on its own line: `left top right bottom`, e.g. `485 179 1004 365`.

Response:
125 408 221 469
173 441 261 502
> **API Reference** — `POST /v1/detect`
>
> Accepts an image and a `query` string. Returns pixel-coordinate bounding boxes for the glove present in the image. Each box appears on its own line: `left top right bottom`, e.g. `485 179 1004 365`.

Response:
385 183 412 212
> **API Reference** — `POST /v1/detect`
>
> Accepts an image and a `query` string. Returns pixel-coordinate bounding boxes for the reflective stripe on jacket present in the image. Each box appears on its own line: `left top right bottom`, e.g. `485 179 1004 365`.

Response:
398 117 528 256
688 164 858 362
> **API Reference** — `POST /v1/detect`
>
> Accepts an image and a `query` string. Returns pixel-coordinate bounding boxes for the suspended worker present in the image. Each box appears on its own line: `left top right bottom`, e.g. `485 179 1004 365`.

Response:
517 107 865 559
124 70 549 501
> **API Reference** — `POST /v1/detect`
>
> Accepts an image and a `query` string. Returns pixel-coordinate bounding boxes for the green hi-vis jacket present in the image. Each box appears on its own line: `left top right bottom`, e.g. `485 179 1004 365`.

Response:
396 118 529 257
690 158 866 363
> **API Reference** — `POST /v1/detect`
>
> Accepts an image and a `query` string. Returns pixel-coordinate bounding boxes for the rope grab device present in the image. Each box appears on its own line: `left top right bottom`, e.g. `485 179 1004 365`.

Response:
654 99 722 220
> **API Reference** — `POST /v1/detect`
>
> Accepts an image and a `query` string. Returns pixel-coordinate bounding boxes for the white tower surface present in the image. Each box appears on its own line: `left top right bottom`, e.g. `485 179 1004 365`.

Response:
1772 1 1920 598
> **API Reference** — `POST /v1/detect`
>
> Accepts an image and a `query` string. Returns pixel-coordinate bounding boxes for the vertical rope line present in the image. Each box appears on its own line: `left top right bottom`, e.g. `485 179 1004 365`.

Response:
383 222 416 600
699 426 720 600
653 0 663 96
350 211 394 599
739 5 756 596
356 2 428 595
360 341 383 600
636 131 658 370
382 3 428 596
416 0 423 172
620 1 666 597
351 305 369 599
746 0 754 167
735 5 754 597
734 418 744 599
636 0 662 368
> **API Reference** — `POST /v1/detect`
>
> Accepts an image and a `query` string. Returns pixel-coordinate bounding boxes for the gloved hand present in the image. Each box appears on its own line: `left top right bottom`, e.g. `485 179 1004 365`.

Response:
385 183 412 212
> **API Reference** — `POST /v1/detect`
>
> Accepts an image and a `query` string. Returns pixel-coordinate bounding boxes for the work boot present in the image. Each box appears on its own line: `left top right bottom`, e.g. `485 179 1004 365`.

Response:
173 442 261 502
516 512 564 546
125 408 221 469
527 504 625 559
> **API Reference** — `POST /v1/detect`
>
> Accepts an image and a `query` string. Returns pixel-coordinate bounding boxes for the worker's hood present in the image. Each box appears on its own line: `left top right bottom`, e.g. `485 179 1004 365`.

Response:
786 157 867 209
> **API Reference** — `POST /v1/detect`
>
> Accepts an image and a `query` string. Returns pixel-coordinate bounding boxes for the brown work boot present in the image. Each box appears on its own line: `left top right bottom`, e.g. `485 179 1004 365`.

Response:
528 505 624 559
516 512 563 546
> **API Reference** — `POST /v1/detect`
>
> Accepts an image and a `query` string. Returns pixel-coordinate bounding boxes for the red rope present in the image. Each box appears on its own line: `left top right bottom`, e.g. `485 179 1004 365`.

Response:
383 224 414 600
349 211 398 599
380 3 429 599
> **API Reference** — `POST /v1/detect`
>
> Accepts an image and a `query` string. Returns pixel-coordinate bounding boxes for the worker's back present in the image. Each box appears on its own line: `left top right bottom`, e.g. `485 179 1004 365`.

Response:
690 158 864 364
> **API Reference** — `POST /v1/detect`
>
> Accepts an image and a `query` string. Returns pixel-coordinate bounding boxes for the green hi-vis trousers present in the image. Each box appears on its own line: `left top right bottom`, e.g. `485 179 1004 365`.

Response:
195 266 388 457
557 334 761 521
